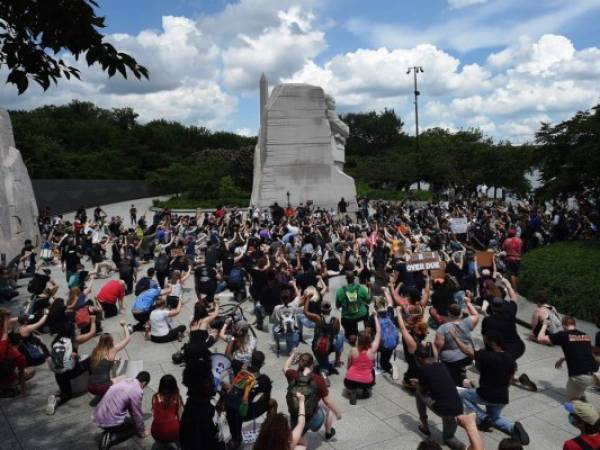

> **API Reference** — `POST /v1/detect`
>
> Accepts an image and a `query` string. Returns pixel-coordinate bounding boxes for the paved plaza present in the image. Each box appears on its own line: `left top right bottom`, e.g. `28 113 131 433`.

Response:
1 198 598 450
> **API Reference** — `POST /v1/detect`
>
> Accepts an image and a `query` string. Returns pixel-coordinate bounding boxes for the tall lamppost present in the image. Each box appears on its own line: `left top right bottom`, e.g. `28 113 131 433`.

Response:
407 66 424 189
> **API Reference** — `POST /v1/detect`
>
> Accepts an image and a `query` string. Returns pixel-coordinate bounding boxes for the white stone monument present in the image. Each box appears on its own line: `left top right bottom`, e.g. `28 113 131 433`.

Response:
0 108 39 260
250 74 357 210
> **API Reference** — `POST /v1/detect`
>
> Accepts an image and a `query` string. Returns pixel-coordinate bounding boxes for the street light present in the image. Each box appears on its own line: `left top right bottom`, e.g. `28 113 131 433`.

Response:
407 66 424 189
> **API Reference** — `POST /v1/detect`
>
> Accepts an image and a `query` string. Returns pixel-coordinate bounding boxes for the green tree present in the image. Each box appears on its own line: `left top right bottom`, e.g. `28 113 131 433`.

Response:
0 0 148 93
534 105 600 199
341 109 405 155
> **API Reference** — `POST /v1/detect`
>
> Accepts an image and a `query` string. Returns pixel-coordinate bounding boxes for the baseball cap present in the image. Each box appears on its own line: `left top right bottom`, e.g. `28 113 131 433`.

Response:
564 401 600 425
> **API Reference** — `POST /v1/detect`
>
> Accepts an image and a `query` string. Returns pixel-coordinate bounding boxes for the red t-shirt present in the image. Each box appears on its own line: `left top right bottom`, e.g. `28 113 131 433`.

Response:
0 338 26 385
96 280 125 305
503 237 522 261
563 434 600 450
284 369 329 401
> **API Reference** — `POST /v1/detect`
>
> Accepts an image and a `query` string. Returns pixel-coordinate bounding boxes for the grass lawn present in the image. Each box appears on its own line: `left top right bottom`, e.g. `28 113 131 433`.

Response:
520 240 600 322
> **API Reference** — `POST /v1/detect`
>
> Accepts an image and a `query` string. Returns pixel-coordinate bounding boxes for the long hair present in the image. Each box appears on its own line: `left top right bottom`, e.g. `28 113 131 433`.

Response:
253 413 290 450
357 330 372 351
90 334 114 370
154 374 181 410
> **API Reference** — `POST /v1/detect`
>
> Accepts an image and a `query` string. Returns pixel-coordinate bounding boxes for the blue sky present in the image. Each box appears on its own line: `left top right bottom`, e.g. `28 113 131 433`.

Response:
2 0 600 142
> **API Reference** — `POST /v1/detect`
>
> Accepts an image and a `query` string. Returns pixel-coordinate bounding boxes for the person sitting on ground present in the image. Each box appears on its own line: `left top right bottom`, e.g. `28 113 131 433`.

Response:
88 321 131 397
562 400 600 450
283 351 342 442
225 350 278 449
149 297 186 343
536 316 599 401
166 267 192 309
47 318 98 415
179 359 226 450
253 393 307 450
226 321 257 369
481 275 537 392
96 279 127 318
344 305 380 405
371 293 399 378
336 271 370 341
272 289 301 355
0 309 32 397
529 289 562 341
435 293 479 387
453 330 530 446
411 341 466 450
151 374 184 447
302 300 344 378
130 285 172 333
94 371 151 450
13 309 50 367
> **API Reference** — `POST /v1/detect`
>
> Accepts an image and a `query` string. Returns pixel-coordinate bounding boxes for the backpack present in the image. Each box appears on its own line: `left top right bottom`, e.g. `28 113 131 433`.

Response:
75 307 91 329
50 337 75 374
379 312 399 350
155 254 170 273
27 273 49 295
278 307 296 334
228 267 243 288
286 373 320 417
544 305 562 334
226 370 257 417
345 287 360 315
313 316 335 356
135 277 151 296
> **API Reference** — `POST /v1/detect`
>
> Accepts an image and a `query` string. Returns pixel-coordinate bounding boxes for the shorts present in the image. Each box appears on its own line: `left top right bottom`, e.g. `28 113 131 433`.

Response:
505 260 520 276
291 406 325 435
566 374 595 400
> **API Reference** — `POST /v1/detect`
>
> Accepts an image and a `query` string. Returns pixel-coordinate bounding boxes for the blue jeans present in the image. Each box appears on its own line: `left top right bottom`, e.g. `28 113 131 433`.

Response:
290 406 326 434
296 313 315 335
273 329 300 354
460 388 514 434
254 303 267 330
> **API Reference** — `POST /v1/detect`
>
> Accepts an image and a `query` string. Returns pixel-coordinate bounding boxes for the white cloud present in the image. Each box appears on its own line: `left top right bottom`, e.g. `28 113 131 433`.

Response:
448 0 487 9
222 6 325 90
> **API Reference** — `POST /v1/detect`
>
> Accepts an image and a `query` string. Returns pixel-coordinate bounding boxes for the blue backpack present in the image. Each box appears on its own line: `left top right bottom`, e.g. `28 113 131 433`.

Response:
379 312 399 350
228 267 243 288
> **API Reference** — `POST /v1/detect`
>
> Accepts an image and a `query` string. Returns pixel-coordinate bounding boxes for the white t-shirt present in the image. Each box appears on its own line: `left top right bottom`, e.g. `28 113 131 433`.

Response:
150 309 171 337
171 282 182 298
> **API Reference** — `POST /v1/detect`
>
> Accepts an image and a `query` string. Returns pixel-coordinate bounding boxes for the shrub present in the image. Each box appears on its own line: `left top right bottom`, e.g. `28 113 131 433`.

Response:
520 241 600 322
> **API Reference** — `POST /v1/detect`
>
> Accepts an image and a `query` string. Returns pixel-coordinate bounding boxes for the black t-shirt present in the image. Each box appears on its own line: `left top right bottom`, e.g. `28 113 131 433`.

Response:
475 350 516 404
549 330 599 377
62 247 81 272
259 285 282 316
481 302 525 360
179 397 225 450
415 362 463 416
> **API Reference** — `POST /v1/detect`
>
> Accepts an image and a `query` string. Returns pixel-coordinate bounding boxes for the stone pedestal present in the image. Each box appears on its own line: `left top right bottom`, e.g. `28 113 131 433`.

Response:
251 79 357 211
0 109 39 260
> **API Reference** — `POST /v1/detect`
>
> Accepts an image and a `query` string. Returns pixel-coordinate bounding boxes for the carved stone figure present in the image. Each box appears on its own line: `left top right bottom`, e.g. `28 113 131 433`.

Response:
0 109 39 260
250 75 357 210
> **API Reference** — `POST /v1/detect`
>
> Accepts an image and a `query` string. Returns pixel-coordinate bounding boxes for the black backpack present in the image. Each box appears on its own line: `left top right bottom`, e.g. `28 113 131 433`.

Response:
286 373 319 417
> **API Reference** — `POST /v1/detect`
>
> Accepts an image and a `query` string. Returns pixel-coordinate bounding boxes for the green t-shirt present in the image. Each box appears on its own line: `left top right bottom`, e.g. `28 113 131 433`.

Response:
336 283 370 319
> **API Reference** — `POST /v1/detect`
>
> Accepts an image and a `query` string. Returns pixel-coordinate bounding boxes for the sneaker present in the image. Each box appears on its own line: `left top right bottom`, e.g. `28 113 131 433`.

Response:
325 427 336 440
477 416 493 432
374 367 382 376
46 394 58 415
518 373 538 392
99 431 112 450
512 421 530 446
126 324 134 334
349 390 357 405
391 364 399 380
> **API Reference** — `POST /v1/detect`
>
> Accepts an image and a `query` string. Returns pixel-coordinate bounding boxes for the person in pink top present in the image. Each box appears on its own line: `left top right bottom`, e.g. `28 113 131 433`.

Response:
344 305 380 405
502 228 523 290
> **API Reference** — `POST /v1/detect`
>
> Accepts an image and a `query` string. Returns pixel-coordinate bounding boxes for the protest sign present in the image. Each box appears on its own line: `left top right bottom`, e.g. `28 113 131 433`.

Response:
406 252 441 272
430 261 446 280
476 250 494 268
450 217 468 234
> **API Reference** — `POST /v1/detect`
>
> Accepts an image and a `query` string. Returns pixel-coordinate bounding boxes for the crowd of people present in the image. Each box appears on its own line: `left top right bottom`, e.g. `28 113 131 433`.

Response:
0 195 599 450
